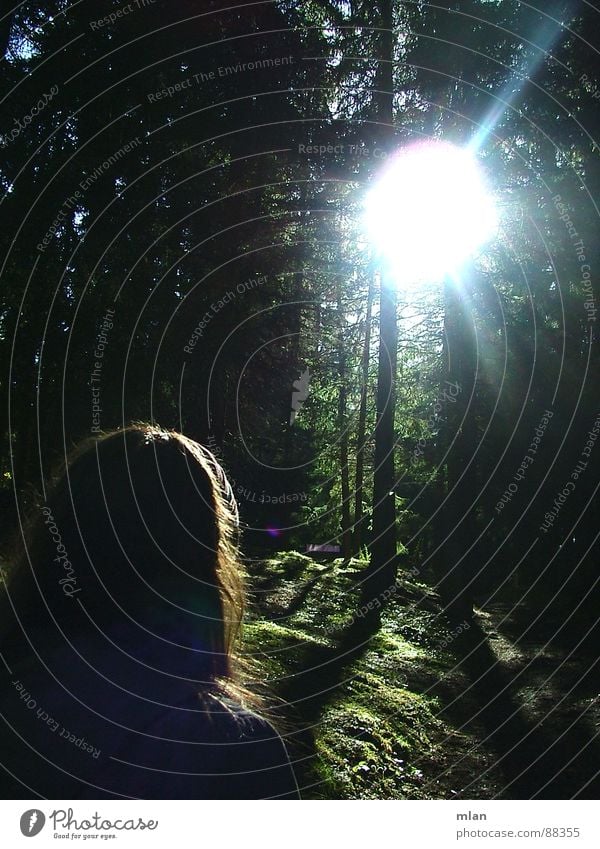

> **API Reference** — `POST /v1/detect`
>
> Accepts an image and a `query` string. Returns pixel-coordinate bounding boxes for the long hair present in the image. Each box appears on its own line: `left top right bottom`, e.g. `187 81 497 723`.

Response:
1 424 246 694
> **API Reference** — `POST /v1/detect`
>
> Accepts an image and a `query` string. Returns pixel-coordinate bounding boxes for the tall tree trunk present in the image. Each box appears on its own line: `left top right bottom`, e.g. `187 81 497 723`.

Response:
435 273 476 621
359 0 397 621
353 272 374 554
360 270 398 615
336 284 352 561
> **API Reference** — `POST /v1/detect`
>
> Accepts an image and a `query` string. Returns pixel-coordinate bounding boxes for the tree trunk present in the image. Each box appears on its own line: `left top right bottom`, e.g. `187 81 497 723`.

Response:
360 270 398 615
359 0 397 621
353 272 374 554
336 284 352 561
434 273 476 621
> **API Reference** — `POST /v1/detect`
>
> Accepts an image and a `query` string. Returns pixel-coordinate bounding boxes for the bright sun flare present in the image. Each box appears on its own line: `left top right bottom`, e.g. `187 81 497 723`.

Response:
363 141 497 286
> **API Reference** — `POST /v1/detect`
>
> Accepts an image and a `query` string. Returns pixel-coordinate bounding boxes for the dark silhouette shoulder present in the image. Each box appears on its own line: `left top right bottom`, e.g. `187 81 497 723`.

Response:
0 655 299 800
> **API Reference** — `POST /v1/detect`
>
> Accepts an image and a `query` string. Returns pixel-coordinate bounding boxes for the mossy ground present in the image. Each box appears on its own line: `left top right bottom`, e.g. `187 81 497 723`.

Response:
240 551 504 799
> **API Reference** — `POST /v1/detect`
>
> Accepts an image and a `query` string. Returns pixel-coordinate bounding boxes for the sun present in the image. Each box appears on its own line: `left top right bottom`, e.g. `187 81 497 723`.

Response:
363 140 498 286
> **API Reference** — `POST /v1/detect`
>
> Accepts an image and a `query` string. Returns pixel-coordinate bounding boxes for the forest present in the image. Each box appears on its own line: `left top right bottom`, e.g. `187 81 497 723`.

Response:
1 0 599 800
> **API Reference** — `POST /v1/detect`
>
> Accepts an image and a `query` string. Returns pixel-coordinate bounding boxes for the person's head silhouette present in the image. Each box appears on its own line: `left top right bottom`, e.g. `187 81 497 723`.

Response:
4 424 244 686
1 425 299 799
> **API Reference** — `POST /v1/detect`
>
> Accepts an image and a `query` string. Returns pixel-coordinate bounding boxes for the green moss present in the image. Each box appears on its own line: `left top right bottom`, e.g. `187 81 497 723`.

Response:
242 551 504 799
315 690 436 799
243 619 327 650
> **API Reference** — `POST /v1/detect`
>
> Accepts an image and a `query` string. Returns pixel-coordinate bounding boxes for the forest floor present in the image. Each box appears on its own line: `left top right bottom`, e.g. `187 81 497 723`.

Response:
242 552 600 800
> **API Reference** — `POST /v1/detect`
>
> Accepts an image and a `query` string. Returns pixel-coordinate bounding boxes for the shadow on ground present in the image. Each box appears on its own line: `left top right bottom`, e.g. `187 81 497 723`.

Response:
447 618 600 799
